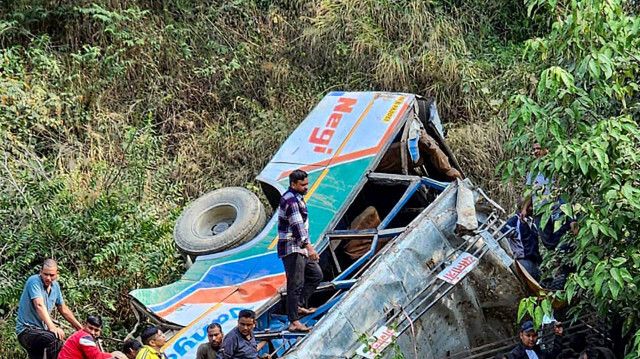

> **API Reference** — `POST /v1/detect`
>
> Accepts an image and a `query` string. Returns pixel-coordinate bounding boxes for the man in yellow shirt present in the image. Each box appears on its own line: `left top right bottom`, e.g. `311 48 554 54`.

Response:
136 326 167 359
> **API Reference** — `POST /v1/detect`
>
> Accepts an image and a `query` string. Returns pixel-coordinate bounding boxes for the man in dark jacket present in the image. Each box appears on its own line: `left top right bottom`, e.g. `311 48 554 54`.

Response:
505 202 543 281
218 310 258 359
509 320 563 359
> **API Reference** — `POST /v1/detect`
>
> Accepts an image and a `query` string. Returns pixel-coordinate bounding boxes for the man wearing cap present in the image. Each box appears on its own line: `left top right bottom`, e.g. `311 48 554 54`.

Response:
16 258 83 359
136 326 167 359
58 315 123 359
509 320 564 359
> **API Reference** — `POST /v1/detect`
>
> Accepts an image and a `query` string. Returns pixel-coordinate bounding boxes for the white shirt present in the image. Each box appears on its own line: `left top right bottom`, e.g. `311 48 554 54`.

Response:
525 349 540 359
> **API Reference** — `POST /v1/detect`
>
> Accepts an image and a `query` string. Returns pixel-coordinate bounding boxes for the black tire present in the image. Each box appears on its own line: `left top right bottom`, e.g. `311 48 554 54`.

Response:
174 187 267 255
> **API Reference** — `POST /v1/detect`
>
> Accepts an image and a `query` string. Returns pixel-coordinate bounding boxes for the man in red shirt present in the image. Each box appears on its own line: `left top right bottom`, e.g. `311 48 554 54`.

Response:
58 315 121 359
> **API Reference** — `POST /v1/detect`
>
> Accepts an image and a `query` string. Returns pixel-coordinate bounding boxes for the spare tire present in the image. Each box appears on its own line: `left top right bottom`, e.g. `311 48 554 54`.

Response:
174 187 267 255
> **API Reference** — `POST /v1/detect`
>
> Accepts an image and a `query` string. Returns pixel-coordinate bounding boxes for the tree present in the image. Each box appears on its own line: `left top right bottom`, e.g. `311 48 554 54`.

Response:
503 0 640 356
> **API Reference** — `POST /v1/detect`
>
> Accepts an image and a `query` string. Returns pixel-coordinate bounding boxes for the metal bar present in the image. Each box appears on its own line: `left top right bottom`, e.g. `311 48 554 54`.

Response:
395 244 488 334
269 340 289 358
348 233 402 279
328 240 342 273
378 180 421 229
371 233 484 333
367 172 422 182
255 331 308 340
378 227 407 237
390 231 491 334
332 280 357 290
420 177 449 191
301 293 345 323
346 229 407 281
329 238 375 243
326 229 378 237
397 245 490 336
368 172 448 191
400 120 410 175
334 234 379 281
279 281 334 297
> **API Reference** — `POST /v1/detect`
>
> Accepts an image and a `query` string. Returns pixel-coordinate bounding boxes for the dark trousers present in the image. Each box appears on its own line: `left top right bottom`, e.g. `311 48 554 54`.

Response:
535 214 572 250
282 252 323 322
518 259 541 282
18 327 62 359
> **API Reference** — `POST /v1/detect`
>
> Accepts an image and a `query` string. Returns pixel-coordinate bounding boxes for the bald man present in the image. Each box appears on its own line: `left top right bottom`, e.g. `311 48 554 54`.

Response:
16 259 82 359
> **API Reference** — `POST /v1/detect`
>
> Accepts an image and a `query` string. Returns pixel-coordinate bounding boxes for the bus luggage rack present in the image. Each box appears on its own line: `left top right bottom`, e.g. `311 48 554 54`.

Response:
351 213 512 358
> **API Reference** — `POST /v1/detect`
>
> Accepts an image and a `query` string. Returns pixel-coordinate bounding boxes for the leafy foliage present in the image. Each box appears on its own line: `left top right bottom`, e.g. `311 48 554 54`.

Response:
503 0 640 356
4 0 636 356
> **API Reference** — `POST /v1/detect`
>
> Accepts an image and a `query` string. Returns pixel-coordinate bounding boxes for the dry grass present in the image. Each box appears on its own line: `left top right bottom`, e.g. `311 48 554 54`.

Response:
302 0 486 122
447 120 520 212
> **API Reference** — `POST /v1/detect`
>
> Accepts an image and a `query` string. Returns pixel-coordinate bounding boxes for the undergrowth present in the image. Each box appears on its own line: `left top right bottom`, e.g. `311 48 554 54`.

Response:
0 0 539 356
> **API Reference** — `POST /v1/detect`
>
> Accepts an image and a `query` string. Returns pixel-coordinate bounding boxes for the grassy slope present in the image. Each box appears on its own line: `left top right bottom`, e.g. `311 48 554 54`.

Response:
0 0 537 355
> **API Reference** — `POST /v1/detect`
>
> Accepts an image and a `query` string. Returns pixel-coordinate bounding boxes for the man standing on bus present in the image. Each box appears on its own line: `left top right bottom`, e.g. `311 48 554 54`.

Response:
277 169 323 333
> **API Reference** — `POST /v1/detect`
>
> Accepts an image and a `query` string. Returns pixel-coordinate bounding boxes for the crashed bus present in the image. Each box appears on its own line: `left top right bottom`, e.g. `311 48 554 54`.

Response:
129 92 526 359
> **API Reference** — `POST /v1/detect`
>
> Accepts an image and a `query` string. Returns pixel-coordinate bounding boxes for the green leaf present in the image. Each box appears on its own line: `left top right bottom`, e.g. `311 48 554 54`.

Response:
588 57 601 78
517 299 527 322
594 275 605 295
609 281 621 300
540 210 551 232
610 267 624 288
619 268 633 283
526 1 536 17
622 182 636 200
541 298 552 314
578 156 589 175
622 314 636 336
593 147 607 167
611 257 628 267
559 203 573 218
574 274 587 289
554 156 563 171
534 306 544 328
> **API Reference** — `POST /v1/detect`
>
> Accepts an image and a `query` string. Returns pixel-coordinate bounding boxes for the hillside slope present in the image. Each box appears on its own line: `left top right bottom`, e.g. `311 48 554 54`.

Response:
1 0 543 355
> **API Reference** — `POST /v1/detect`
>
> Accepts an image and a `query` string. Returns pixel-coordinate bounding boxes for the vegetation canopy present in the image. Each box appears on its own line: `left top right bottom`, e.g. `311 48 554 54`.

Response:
503 0 640 357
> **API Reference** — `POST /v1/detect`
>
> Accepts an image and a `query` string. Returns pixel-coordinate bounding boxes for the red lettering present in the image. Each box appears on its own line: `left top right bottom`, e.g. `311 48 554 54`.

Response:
309 127 334 146
314 146 333 154
326 113 342 128
308 97 358 152
444 272 458 281
333 97 357 113
442 256 477 282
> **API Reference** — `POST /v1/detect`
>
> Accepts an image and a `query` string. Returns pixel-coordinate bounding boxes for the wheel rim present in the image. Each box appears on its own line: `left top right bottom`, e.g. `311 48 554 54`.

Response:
193 204 237 238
